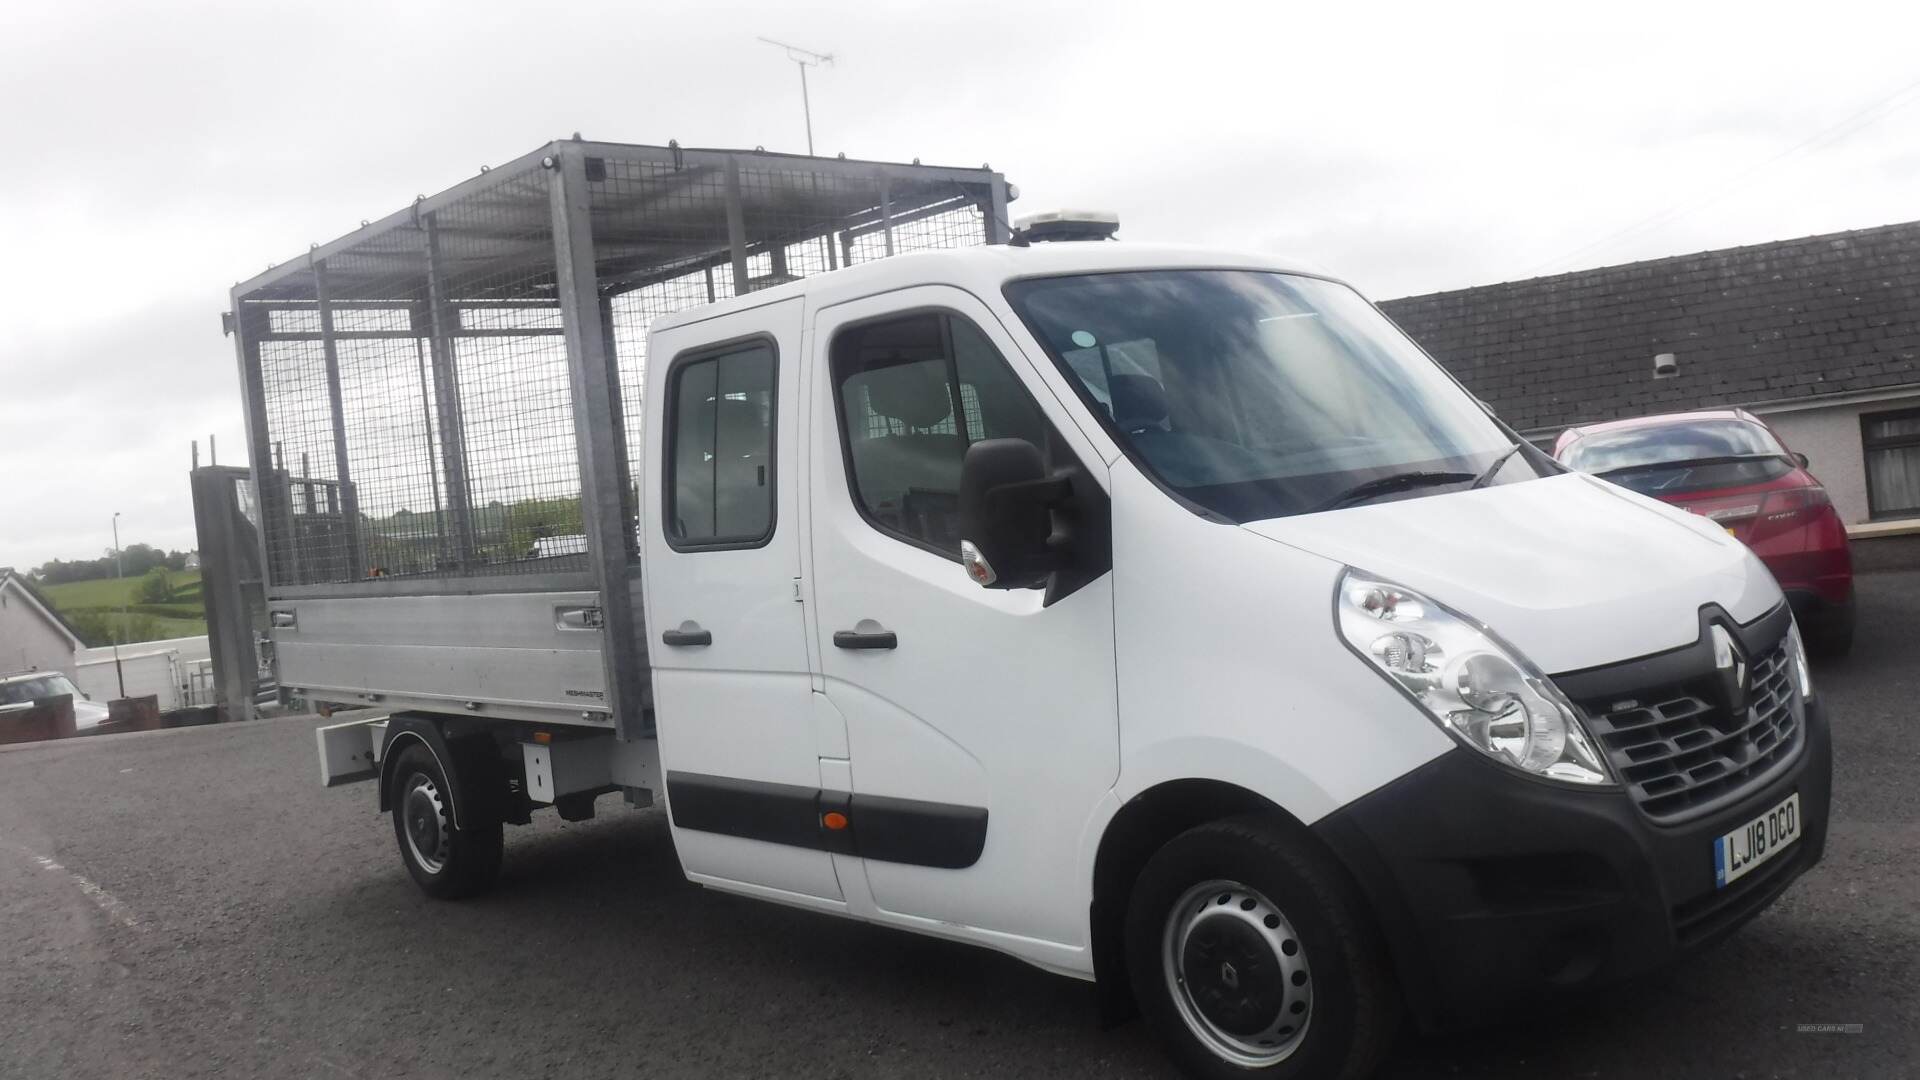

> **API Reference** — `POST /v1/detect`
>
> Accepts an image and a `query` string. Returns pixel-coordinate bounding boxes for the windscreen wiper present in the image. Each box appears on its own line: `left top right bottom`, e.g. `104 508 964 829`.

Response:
1469 443 1526 489
1594 453 1782 477
1313 470 1475 513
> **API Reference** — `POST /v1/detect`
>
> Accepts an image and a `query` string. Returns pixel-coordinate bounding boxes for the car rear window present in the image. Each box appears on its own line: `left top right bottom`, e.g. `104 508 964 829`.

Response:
1562 419 1784 472
1595 457 1794 497
1561 419 1793 495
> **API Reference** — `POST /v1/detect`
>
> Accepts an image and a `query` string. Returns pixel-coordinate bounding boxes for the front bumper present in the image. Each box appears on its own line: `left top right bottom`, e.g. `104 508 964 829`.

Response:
1313 695 1831 1032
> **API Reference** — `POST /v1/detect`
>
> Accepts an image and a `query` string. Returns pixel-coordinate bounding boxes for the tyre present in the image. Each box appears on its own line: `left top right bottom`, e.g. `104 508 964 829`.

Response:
387 742 503 899
1126 815 1398 1080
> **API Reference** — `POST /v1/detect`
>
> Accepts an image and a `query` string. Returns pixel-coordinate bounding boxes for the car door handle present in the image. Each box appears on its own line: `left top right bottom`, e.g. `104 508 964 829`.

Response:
833 629 898 650
661 625 713 647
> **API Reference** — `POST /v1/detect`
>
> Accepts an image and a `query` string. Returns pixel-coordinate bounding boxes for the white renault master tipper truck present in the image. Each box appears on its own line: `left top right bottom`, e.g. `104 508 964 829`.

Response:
254 144 1830 1080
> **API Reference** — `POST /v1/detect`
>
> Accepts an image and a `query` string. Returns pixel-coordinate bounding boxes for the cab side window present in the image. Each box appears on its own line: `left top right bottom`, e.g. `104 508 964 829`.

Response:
831 311 1053 556
664 340 776 548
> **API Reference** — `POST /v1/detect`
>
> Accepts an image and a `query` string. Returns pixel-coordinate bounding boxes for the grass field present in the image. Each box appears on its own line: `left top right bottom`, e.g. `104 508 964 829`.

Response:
40 572 207 645
41 571 201 610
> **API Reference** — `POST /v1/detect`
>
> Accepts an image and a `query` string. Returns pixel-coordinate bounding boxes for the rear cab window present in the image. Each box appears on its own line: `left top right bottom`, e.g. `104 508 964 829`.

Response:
663 340 777 549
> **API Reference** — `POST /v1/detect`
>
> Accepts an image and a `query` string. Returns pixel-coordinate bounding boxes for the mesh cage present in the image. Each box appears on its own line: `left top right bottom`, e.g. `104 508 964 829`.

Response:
232 143 1005 595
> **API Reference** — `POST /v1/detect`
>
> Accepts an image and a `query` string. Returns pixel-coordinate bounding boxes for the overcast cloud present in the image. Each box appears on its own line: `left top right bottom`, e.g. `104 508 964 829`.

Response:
3 0 1918 570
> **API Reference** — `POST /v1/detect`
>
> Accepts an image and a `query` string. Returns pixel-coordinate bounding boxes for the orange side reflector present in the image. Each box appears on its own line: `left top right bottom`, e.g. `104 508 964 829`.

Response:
531 731 553 745
822 811 849 831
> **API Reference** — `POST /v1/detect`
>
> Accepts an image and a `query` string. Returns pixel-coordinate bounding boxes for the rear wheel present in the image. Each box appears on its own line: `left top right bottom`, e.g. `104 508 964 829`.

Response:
1126 816 1398 1079
388 742 502 899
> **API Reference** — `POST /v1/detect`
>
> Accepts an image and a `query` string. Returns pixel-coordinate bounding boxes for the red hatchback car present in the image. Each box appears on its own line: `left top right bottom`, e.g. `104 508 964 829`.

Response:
1555 409 1854 655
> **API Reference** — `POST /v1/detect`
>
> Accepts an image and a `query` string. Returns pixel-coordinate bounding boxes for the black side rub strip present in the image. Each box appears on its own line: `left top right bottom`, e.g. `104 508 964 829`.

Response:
666 771 988 870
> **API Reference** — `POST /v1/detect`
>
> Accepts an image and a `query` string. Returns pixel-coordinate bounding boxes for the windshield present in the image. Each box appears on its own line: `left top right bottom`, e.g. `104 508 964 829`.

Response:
0 675 78 705
1004 269 1540 522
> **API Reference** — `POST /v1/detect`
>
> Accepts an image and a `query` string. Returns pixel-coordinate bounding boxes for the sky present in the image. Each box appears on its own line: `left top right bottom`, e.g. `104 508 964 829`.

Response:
3 0 1918 571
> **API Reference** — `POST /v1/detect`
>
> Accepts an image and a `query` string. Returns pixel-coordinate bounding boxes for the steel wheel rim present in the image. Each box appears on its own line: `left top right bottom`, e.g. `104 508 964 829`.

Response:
1162 879 1313 1067
401 773 451 874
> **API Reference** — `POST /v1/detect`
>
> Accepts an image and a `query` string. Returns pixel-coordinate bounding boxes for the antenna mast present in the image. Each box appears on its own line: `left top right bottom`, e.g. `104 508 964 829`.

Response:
757 36 834 155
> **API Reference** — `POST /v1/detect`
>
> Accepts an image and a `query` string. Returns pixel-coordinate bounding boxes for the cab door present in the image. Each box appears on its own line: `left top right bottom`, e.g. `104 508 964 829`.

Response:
805 286 1118 948
641 296 843 903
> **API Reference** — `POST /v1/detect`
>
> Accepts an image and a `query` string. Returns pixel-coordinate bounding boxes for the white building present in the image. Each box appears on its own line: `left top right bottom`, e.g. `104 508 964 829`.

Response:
0 568 83 676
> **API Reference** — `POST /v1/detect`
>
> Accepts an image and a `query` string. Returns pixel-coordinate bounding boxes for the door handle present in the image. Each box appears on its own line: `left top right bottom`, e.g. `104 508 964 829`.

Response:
833 629 898 650
661 624 713 647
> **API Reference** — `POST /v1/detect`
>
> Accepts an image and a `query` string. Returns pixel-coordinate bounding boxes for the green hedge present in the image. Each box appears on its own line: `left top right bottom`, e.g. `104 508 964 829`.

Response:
128 602 205 619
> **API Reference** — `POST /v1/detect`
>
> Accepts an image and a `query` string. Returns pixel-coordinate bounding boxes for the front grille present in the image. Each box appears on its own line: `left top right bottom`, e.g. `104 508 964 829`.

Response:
1580 638 1801 822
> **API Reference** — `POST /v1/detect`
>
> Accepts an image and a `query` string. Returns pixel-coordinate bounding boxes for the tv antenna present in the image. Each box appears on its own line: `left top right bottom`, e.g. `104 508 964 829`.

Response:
758 37 834 155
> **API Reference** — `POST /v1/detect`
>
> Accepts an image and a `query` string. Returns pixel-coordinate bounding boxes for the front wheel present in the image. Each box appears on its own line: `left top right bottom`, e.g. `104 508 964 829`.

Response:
1126 816 1399 1079
388 743 502 899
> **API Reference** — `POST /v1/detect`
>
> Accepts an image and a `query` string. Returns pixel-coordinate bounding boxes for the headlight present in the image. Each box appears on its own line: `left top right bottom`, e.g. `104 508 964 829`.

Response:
1336 569 1611 786
1785 620 1813 699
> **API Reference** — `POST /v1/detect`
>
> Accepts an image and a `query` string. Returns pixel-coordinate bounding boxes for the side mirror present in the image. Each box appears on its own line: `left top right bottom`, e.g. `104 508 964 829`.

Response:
1793 452 1809 468
958 438 1072 589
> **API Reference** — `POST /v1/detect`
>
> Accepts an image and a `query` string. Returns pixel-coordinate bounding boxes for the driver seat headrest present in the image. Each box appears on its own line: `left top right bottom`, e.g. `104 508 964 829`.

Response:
864 361 953 430
1110 373 1169 432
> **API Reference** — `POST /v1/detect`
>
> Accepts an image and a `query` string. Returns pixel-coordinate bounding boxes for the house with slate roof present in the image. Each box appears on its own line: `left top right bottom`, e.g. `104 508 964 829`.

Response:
1379 221 1920 533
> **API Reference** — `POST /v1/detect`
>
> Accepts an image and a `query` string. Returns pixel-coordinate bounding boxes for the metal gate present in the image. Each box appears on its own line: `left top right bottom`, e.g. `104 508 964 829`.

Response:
189 464 275 720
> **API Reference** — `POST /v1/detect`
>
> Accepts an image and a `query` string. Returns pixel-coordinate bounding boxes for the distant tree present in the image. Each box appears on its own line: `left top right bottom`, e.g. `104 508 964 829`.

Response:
120 543 166 577
30 541 185 584
137 567 175 604
33 556 111 584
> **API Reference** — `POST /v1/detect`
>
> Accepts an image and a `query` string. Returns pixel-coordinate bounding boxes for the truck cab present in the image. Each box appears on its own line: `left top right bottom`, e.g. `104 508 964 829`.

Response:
629 240 1830 1077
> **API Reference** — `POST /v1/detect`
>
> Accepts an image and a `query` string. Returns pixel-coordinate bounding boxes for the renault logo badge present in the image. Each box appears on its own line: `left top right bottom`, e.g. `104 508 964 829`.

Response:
1709 624 1749 712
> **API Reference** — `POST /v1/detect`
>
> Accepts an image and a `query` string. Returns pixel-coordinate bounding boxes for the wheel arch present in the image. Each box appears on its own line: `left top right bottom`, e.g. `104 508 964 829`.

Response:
1088 778 1340 1025
378 714 467 827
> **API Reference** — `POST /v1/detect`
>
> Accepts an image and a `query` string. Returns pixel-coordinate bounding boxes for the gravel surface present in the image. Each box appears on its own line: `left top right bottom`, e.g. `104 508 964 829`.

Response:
2 573 1915 1079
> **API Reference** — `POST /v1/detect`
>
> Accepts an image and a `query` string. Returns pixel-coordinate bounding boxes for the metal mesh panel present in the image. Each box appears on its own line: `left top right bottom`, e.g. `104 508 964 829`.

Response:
843 201 988 265
238 163 583 588
234 143 1005 594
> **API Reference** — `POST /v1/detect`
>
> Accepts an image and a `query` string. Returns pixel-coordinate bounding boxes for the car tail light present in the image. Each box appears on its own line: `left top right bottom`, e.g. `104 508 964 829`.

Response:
1747 485 1831 544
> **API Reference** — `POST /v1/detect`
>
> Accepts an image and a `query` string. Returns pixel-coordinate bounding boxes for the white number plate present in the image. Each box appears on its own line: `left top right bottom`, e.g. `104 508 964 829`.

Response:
1714 791 1800 889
